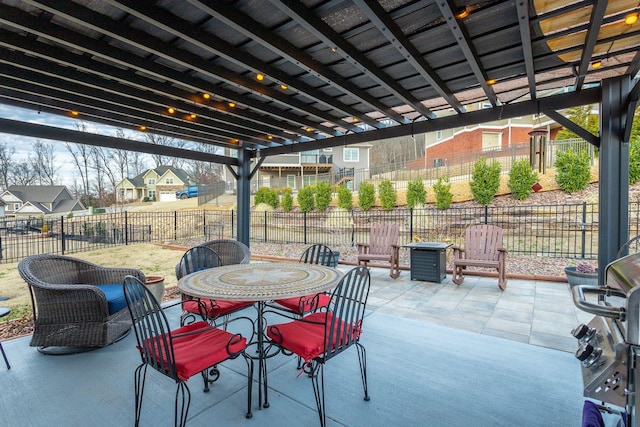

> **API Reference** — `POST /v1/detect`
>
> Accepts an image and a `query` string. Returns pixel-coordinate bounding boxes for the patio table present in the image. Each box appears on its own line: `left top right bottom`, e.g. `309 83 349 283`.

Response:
177 262 343 410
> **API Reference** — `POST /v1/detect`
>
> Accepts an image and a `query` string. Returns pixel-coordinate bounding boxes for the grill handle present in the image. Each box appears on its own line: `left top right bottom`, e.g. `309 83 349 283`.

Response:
571 285 627 321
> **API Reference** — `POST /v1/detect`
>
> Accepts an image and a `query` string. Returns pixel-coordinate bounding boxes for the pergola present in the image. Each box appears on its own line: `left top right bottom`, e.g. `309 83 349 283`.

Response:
0 0 639 276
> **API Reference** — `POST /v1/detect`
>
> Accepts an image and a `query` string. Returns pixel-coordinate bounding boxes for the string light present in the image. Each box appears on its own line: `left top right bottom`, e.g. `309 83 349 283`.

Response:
167 107 175 114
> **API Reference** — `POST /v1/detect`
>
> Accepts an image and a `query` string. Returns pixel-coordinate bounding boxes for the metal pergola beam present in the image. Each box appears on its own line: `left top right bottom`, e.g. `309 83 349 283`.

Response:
0 118 236 165
355 0 465 113
574 0 608 90
271 0 437 120
259 87 602 157
190 0 407 124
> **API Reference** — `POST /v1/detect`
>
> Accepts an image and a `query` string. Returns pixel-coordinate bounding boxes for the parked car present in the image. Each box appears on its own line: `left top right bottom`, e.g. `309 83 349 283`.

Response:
176 184 200 199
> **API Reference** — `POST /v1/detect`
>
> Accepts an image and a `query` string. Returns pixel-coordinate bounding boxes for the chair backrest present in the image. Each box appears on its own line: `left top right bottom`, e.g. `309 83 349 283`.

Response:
198 239 251 266
176 246 221 280
464 224 504 261
123 275 179 380
368 223 399 255
321 266 370 363
300 244 335 267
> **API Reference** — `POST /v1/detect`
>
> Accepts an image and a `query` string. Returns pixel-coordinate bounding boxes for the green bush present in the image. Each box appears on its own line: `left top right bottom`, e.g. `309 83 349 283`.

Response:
315 181 332 211
433 176 453 209
406 177 426 209
337 185 353 210
255 187 279 208
508 159 538 200
281 187 293 212
554 148 591 193
630 139 640 184
470 158 501 205
378 179 396 211
297 186 315 212
358 182 375 211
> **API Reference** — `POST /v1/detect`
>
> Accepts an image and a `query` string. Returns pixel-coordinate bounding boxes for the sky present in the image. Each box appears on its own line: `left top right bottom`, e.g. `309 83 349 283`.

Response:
0 104 149 187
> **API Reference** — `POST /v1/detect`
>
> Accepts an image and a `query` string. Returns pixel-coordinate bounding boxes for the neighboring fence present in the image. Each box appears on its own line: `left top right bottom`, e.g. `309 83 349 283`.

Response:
1 201 638 263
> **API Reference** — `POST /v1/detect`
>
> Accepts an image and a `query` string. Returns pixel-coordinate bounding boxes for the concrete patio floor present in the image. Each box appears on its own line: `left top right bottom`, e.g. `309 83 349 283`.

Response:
0 265 588 426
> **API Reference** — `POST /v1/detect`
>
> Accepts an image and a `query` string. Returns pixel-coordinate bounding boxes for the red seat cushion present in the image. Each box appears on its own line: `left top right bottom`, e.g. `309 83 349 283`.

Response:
274 293 331 314
142 321 246 381
183 299 253 318
267 312 362 363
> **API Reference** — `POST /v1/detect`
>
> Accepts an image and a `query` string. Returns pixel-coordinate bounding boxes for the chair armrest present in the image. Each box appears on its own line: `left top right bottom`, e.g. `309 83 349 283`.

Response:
356 243 369 254
451 246 465 259
498 247 508 254
82 267 146 285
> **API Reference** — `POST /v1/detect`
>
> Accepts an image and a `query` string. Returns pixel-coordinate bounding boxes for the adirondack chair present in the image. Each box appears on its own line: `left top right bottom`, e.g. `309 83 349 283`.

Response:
452 224 508 290
357 223 401 279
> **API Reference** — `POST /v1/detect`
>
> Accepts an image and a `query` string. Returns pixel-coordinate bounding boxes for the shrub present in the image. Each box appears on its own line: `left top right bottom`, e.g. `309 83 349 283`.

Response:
315 181 332 211
378 179 396 211
555 147 591 193
630 139 640 185
470 158 501 205
281 187 293 212
255 186 279 208
406 177 426 209
433 176 453 209
358 182 375 211
297 186 315 212
508 159 538 200
337 185 353 210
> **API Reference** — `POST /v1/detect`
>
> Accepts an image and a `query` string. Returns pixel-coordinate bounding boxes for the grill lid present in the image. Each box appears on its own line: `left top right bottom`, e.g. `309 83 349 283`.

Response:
606 252 640 293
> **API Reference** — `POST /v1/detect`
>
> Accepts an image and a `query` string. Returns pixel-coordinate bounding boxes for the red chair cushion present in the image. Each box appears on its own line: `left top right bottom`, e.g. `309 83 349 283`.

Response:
183 299 253 318
274 293 331 314
143 321 246 381
267 312 362 363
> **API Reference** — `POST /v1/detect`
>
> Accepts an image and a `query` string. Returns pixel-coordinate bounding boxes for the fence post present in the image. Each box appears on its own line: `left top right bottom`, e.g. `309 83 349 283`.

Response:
203 209 206 238
582 202 587 258
304 211 307 245
350 209 355 247
124 211 129 245
61 215 65 255
231 210 235 239
484 206 489 224
264 211 267 243
174 211 177 241
409 208 414 240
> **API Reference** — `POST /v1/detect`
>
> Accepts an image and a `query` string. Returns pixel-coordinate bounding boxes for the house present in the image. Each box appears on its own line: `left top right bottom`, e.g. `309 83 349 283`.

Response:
406 102 561 169
223 144 372 192
0 185 85 218
115 166 194 202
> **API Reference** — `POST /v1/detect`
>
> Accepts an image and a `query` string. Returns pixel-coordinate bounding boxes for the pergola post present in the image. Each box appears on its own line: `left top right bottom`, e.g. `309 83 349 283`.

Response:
236 148 252 248
598 75 631 281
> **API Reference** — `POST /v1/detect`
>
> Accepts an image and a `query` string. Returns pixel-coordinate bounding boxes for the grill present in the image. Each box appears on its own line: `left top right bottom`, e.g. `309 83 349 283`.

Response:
571 252 640 425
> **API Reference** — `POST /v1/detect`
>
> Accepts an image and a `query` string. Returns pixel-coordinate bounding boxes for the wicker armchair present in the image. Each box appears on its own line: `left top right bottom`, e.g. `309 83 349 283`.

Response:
18 254 146 350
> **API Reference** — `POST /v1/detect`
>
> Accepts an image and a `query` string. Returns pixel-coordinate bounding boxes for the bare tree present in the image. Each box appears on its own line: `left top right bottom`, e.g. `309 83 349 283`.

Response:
109 129 131 182
186 143 222 184
0 142 15 190
65 122 93 204
145 133 177 168
11 162 36 185
31 140 60 185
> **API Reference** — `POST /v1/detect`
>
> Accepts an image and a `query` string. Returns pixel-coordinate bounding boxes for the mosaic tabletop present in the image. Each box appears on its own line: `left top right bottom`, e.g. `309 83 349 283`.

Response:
177 262 344 302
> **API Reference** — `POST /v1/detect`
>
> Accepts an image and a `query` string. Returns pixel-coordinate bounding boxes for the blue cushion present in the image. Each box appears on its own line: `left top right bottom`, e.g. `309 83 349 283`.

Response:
96 284 127 314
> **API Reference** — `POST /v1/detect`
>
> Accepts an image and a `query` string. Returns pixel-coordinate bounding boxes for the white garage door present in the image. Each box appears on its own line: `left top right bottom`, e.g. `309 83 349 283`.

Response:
159 191 176 202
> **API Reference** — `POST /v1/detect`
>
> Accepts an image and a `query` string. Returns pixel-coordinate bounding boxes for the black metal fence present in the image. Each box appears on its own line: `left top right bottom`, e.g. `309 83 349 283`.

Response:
1 201 637 263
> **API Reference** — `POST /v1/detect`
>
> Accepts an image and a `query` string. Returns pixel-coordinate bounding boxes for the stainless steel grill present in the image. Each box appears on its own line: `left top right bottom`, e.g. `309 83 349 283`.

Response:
571 252 640 425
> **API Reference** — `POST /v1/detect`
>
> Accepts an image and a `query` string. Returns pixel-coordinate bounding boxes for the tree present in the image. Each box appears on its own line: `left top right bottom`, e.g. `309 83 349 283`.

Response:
31 141 59 185
66 122 93 203
406 177 426 209
555 105 598 140
11 161 36 185
470 158 501 205
145 133 187 168
0 142 15 190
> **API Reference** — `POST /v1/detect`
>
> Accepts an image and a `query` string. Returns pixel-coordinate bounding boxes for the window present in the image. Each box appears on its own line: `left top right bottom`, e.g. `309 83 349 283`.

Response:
148 190 156 199
13 203 19 211
147 178 155 185
343 147 359 162
436 130 442 140
165 178 174 184
302 175 317 186
287 175 296 189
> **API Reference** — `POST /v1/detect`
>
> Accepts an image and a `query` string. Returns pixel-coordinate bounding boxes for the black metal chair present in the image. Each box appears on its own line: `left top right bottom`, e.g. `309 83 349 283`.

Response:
267 266 371 427
272 244 336 315
122 275 253 426
176 246 252 327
